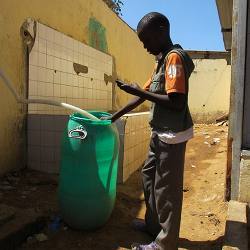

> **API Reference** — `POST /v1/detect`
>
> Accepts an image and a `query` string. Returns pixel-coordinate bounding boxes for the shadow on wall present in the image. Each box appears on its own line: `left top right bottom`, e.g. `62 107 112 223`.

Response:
191 111 228 124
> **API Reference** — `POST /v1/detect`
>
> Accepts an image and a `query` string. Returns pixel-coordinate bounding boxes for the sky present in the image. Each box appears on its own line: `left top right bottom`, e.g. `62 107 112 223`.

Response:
120 0 225 51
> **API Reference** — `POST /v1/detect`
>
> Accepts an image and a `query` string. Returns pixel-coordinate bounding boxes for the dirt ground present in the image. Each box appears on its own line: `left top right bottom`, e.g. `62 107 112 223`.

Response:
0 124 228 250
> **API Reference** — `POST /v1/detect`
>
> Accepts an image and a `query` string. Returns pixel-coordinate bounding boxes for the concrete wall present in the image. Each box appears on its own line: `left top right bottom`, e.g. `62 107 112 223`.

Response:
239 150 250 202
0 0 154 175
189 58 231 123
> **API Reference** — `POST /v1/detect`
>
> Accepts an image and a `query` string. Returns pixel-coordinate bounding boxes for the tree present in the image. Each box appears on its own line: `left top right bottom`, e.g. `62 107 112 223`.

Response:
102 0 123 16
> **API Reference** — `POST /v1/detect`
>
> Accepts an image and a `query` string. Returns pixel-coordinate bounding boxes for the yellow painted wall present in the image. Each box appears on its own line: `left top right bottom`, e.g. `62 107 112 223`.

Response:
189 58 231 123
0 0 231 175
0 0 154 175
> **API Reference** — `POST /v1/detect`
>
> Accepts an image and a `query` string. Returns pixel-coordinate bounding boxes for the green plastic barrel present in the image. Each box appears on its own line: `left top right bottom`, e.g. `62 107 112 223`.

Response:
58 111 119 230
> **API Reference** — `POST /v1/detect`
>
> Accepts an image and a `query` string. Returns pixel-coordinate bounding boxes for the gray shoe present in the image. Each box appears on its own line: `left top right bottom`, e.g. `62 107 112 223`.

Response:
131 241 161 250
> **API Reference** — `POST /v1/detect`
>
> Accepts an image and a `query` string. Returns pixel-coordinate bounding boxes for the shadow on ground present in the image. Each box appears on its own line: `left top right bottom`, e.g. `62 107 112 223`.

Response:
178 236 224 250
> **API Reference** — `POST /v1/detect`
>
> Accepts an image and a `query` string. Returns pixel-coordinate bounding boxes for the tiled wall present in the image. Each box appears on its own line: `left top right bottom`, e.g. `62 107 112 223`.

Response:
27 115 68 173
120 112 151 183
28 22 113 115
27 22 113 172
27 22 151 178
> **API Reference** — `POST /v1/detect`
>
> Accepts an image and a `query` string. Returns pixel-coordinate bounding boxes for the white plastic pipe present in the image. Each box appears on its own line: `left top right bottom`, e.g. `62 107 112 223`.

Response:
0 69 100 121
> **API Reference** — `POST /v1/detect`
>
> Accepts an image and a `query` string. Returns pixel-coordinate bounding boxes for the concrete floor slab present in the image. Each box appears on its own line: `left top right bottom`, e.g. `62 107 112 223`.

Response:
223 200 248 250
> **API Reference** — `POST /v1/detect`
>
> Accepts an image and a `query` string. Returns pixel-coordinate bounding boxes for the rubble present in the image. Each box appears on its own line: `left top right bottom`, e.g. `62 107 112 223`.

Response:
211 137 221 145
34 233 48 242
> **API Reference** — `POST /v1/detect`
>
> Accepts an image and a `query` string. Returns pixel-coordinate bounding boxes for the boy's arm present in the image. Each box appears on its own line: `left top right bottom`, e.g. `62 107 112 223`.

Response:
103 96 145 122
117 81 185 111
103 69 155 122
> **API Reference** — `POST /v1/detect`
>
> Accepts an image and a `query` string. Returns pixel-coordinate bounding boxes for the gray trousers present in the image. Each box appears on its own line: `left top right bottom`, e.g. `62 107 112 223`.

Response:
142 133 187 250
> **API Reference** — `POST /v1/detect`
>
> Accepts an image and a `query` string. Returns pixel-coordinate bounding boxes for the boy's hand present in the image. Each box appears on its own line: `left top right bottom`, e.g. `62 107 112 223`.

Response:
116 80 141 95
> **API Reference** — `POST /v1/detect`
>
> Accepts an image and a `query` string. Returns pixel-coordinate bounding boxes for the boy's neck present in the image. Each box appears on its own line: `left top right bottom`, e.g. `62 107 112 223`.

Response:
156 42 174 61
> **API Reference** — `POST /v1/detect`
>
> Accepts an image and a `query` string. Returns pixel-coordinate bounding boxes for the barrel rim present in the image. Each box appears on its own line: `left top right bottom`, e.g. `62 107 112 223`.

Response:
70 111 112 126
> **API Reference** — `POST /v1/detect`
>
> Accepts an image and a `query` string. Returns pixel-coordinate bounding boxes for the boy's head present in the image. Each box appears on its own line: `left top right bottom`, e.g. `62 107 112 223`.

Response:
137 12 172 56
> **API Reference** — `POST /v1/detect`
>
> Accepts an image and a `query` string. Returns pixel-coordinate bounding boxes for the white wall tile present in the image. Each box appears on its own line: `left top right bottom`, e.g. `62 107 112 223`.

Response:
61 85 67 97
37 82 46 96
87 88 92 99
60 72 67 85
46 27 54 42
28 103 37 113
66 86 72 98
73 75 78 87
83 89 88 99
66 48 73 62
38 53 46 68
29 65 38 81
79 88 84 99
38 23 47 39
45 83 53 97
53 71 60 84
29 80 37 96
67 74 73 86
30 51 38 66
62 34 67 48
54 31 62 45
66 61 73 74
38 67 46 82
33 37 38 51
46 55 54 69
73 87 78 98
61 47 67 60
54 57 61 71
62 60 68 72
73 51 78 63
54 84 60 97
47 41 54 56
78 54 84 65
73 40 79 53
54 44 61 59
78 76 84 88
79 43 84 54
38 38 46 54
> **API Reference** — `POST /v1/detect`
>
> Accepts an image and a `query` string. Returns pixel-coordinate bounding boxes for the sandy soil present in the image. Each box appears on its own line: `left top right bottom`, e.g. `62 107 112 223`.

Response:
0 124 228 250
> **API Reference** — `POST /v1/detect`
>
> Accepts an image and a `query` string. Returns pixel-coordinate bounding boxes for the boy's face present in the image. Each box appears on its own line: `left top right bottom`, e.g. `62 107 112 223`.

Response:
138 25 170 56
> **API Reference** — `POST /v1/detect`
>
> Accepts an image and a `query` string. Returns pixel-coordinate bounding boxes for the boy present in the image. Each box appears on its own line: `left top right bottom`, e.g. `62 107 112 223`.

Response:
103 12 194 250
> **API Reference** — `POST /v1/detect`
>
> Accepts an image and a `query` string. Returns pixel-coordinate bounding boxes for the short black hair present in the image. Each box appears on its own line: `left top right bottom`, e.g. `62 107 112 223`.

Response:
137 12 170 35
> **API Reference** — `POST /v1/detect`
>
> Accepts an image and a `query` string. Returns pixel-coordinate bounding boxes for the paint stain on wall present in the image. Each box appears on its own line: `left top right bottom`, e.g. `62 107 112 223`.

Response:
88 17 108 53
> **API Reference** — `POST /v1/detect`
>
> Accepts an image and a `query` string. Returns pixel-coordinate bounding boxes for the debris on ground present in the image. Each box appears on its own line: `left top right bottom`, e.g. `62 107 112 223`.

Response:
34 233 48 242
211 137 221 145
215 113 229 123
